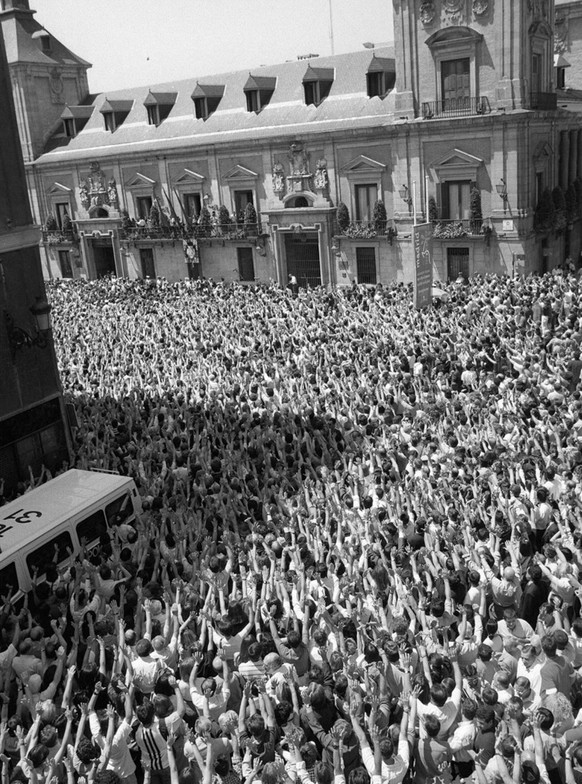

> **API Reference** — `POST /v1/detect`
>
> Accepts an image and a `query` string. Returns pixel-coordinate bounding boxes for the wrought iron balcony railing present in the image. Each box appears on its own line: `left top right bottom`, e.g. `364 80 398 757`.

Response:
119 221 263 242
336 220 398 240
432 219 483 239
41 229 77 244
422 96 491 119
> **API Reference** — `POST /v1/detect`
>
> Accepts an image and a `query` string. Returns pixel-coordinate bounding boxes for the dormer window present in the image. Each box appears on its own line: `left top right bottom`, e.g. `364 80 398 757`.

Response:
32 29 51 53
366 55 395 98
99 99 133 132
60 105 94 138
302 66 334 106
243 75 276 113
143 91 177 126
191 84 225 120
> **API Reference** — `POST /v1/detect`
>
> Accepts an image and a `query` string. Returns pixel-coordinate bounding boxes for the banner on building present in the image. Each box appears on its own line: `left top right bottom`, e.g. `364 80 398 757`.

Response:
413 222 433 309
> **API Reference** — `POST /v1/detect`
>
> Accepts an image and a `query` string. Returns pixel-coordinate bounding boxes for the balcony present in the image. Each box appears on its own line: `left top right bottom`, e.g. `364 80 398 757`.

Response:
119 225 189 242
432 219 483 239
193 220 263 241
422 96 491 119
529 91 557 110
336 220 397 241
119 221 263 242
41 229 77 245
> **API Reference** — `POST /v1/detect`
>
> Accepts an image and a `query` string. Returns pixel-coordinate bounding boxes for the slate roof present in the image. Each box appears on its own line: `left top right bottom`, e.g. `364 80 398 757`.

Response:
1 11 91 67
34 46 396 165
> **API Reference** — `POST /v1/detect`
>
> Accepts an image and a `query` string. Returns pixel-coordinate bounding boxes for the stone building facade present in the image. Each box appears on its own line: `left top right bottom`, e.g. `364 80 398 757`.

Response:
4 0 582 286
0 2 72 496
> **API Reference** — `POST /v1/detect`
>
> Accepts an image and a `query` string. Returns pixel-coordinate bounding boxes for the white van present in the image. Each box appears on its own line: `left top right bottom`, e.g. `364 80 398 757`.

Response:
0 469 142 601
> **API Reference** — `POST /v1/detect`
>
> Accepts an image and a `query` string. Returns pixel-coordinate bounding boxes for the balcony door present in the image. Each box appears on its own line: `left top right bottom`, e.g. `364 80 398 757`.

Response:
441 58 470 111
442 181 471 220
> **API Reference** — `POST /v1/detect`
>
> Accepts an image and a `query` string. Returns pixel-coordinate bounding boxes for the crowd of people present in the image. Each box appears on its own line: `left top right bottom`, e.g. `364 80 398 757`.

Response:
2 269 582 784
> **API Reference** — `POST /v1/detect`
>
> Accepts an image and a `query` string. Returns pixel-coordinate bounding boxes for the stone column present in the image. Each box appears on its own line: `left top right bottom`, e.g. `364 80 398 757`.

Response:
570 130 578 187
560 131 570 190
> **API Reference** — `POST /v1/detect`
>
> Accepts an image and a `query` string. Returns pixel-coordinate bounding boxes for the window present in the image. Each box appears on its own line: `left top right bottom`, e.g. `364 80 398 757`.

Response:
40 34 51 53
447 247 470 280
103 112 116 132
147 105 160 126
303 66 334 107
443 181 471 220
76 510 107 547
244 75 276 113
532 53 542 94
61 106 94 138
192 84 224 120
234 190 254 221
26 531 73 579
106 493 134 525
184 193 202 221
557 66 566 89
194 95 222 120
63 118 76 137
100 100 133 132
366 57 395 99
144 91 176 126
0 562 18 597
55 202 70 230
441 58 470 109
356 248 377 284
58 250 73 278
136 196 153 221
237 247 255 282
355 184 377 222
140 248 156 278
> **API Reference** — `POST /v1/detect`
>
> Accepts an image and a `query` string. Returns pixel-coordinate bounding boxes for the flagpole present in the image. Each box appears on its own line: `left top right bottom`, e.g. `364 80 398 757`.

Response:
412 180 417 226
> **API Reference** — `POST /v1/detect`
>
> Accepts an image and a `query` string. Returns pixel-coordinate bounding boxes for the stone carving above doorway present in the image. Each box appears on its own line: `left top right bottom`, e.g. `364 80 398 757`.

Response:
79 162 119 214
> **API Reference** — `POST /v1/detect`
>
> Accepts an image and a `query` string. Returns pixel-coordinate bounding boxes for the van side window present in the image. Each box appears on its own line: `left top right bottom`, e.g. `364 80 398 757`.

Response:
106 493 133 526
26 532 73 579
0 562 18 597
76 510 107 547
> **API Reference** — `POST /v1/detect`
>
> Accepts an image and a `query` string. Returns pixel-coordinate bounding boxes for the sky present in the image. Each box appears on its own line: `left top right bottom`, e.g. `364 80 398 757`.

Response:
31 0 394 93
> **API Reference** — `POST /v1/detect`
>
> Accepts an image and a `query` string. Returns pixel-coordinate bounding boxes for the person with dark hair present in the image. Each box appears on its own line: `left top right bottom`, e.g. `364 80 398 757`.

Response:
134 676 186 784
520 565 550 628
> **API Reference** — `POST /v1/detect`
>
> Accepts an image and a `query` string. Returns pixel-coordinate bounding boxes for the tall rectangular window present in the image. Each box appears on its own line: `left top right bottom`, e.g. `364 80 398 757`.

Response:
234 190 254 221
237 247 255 281
136 196 152 221
356 247 377 284
184 193 201 221
532 53 542 94
355 184 377 222
443 181 471 220
55 202 70 230
441 58 470 107
58 250 73 278
140 248 156 278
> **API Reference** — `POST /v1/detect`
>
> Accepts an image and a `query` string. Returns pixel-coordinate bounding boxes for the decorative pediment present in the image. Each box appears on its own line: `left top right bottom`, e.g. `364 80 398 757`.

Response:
430 148 483 181
175 168 205 184
426 26 483 49
223 165 259 181
126 172 157 188
47 182 73 195
529 21 552 38
431 149 483 168
343 154 387 173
